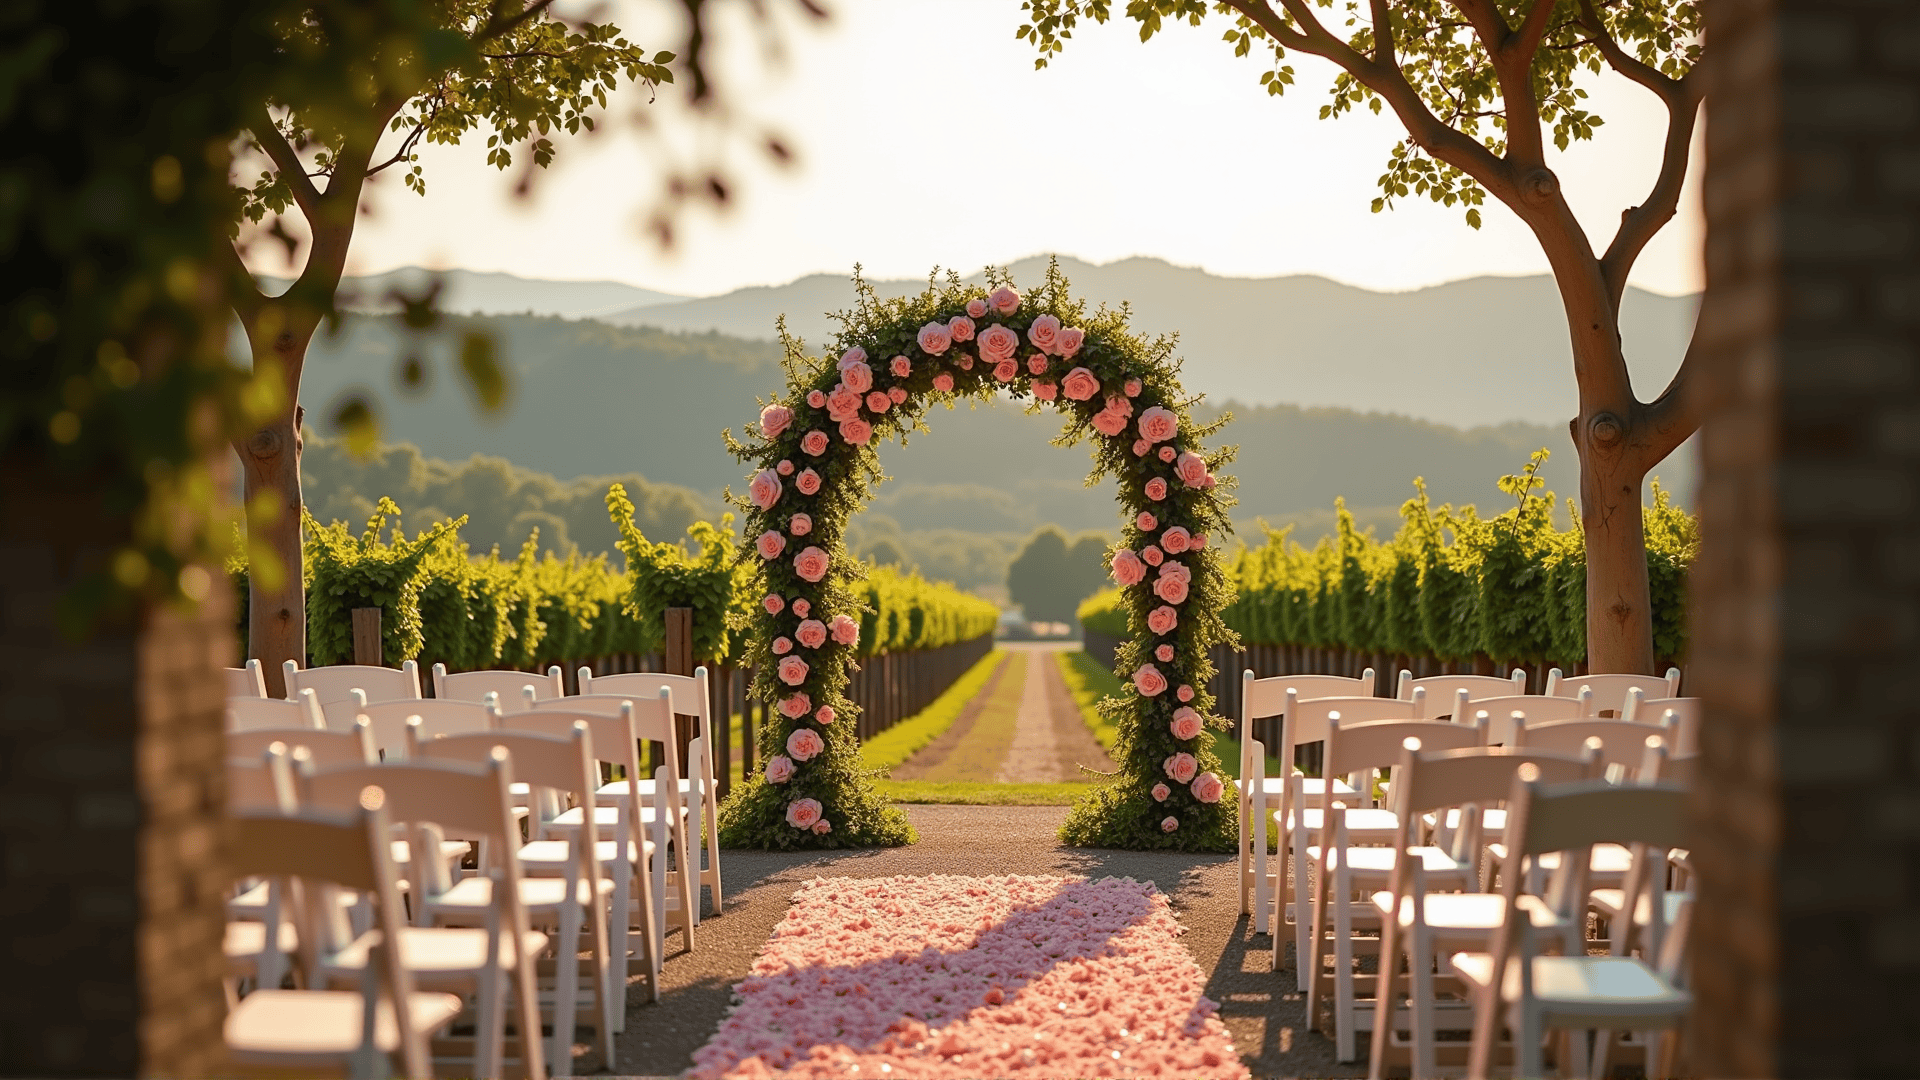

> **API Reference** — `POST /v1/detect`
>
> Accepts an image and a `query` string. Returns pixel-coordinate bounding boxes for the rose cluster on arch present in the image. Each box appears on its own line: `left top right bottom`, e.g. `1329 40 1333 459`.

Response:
719 265 1239 851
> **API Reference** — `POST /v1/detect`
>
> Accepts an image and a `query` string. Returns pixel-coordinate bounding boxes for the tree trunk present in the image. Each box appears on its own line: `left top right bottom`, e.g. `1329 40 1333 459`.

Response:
239 405 305 698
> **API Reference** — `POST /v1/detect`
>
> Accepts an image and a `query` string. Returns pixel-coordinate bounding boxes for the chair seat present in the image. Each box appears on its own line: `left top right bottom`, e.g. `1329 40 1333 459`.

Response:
1369 891 1567 935
1280 807 1400 836
1422 807 1508 833
1307 844 1468 878
596 777 701 800
224 919 300 969
389 838 471 867
322 926 549 986
519 838 652 872
229 881 355 919
548 804 685 831
1448 952 1691 1018
1590 888 1692 927
1485 842 1635 879
1236 775 1358 798
225 988 464 1065
429 874 615 914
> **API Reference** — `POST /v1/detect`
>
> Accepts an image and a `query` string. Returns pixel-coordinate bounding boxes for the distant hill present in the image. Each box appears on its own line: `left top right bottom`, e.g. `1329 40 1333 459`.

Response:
264 267 686 320
296 311 1684 541
600 255 1699 432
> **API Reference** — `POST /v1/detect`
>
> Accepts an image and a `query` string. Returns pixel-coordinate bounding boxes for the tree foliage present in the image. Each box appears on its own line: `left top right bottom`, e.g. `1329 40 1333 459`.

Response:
1008 526 1113 623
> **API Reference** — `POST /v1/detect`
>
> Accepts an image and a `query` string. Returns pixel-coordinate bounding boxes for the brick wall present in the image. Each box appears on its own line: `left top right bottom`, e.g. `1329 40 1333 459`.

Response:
0 463 231 1076
1690 0 1920 1073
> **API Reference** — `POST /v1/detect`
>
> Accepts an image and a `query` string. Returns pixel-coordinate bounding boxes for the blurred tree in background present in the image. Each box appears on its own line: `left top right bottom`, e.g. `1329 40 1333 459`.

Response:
1007 526 1112 624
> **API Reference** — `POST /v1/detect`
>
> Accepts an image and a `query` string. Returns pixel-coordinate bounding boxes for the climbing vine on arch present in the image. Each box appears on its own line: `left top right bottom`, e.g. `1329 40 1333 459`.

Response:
716 261 1241 852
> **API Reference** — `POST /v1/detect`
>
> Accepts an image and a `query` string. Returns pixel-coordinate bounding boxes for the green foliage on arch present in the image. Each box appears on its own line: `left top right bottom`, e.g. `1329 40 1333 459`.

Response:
715 261 1242 852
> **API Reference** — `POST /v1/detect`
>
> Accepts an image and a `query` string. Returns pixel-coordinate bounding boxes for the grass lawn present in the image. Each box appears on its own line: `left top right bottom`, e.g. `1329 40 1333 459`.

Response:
872 779 1095 805
903 651 1029 782
1054 649 1282 780
858 649 1008 773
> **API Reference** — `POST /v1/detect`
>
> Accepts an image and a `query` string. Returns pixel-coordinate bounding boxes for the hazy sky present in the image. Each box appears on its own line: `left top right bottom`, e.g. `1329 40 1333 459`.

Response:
296 0 1704 299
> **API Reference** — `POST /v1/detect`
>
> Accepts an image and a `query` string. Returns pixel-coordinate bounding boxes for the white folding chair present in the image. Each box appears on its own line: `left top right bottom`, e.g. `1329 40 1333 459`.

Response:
298 753 548 1080
1465 693 1593 746
1296 718 1486 1061
1622 692 1701 753
575 667 723 915
354 698 500 760
1454 774 1692 1080
228 689 326 733
225 658 269 698
223 743 301 994
434 663 565 712
1364 742 1599 1078
1269 691 1423 983
1397 669 1528 715
414 725 619 1073
223 800 463 1080
285 660 424 729
1542 667 1682 715
229 717 378 769
1237 669 1378 931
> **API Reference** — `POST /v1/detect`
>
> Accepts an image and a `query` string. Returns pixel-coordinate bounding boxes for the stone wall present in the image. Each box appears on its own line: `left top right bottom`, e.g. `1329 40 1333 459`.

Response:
1690 0 1920 1073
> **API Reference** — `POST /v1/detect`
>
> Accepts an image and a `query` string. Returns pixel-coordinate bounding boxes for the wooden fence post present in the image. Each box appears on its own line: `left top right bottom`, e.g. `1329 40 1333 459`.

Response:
663 607 696 773
351 608 383 666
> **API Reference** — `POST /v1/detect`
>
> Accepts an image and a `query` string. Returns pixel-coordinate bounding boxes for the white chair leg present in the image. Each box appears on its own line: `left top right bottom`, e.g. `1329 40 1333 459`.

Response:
1293 849 1312 993
1517 1002 1545 1080
1253 783 1270 936
551 903 580 1076
1333 863 1357 1062
1410 925 1437 1080
475 957 506 1080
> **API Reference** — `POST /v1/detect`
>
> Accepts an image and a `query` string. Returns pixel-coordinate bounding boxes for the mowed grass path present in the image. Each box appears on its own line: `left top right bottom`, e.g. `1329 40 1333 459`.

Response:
906 650 1030 782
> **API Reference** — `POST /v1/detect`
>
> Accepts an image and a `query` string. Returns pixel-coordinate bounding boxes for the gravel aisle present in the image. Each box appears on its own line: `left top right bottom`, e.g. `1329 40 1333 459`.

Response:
596 805 1359 1079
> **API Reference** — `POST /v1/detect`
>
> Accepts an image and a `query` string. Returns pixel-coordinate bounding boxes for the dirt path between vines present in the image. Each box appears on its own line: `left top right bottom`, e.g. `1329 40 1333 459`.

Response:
884 651 1017 780
996 642 1118 782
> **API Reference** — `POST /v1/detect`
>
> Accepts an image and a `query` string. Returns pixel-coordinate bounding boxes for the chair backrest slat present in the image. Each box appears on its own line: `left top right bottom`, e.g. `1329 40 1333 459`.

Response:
1514 716 1674 775
524 692 678 745
231 807 387 892
284 661 423 729
224 659 268 698
227 690 326 733
432 664 564 711
300 758 514 840
1393 745 1597 816
228 718 377 768
1511 778 1691 856
353 699 497 759
1544 668 1682 714
1323 718 1483 778
1286 694 1424 747
1397 670 1527 708
1469 693 1592 744
1243 671 1376 721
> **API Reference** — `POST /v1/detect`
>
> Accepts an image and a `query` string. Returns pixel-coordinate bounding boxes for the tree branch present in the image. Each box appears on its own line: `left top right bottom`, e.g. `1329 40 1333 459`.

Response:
1576 0 1679 99
1600 74 1701 306
1634 328 1702 466
1507 0 1559 64
219 235 267 329
1370 0 1396 66
474 0 556 43
248 106 323 219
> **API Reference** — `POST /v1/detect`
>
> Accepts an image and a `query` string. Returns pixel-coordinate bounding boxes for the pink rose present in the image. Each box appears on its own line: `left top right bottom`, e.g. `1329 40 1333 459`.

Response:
989 286 1020 315
965 298 988 319
948 315 975 342
888 386 907 404
1192 771 1225 804
1032 381 1058 401
1152 783 1170 802
866 390 891 414
1125 379 1142 397
1056 326 1085 358
756 530 786 560
772 636 792 655
1155 575 1190 605
1170 708 1203 740
917 322 952 355
1192 533 1208 549
839 418 873 445
778 692 812 719
777 459 795 476
815 705 835 724
793 546 830 582
796 468 822 495
764 594 785 615
1060 367 1100 402
1163 752 1198 783
795 619 828 649
788 513 812 537
1155 643 1175 663
826 386 862 422
1176 451 1209 487
1133 663 1168 697
1145 477 1168 502
1161 527 1191 553
977 323 1019 363
760 404 793 439
1161 816 1179 833
1091 409 1128 436
839 347 867 368
891 355 912 377
1138 406 1178 444
1137 511 1158 532
1159 561 1192 585
801 430 829 456
1204 474 1217 487
829 613 860 646
749 469 782 510
932 373 955 392
1027 314 1061 354
1142 545 1164 566
764 755 795 784
1027 355 1049 375
1178 684 1195 702
811 818 832 835
1133 439 1150 456
957 355 974 371
786 798 823 829
1110 548 1146 587
841 360 874 394
1105 394 1134 418
993 358 1018 382
1158 446 1177 463
1147 605 1178 635
807 389 826 408
778 655 810 686
793 599 811 618
786 728 824 761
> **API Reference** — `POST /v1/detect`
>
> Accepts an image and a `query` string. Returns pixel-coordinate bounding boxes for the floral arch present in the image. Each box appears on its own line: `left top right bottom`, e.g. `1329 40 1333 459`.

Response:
715 263 1240 852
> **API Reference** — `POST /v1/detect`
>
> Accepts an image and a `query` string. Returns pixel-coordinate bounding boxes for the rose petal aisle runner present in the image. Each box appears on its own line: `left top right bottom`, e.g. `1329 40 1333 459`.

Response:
690 875 1247 1079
